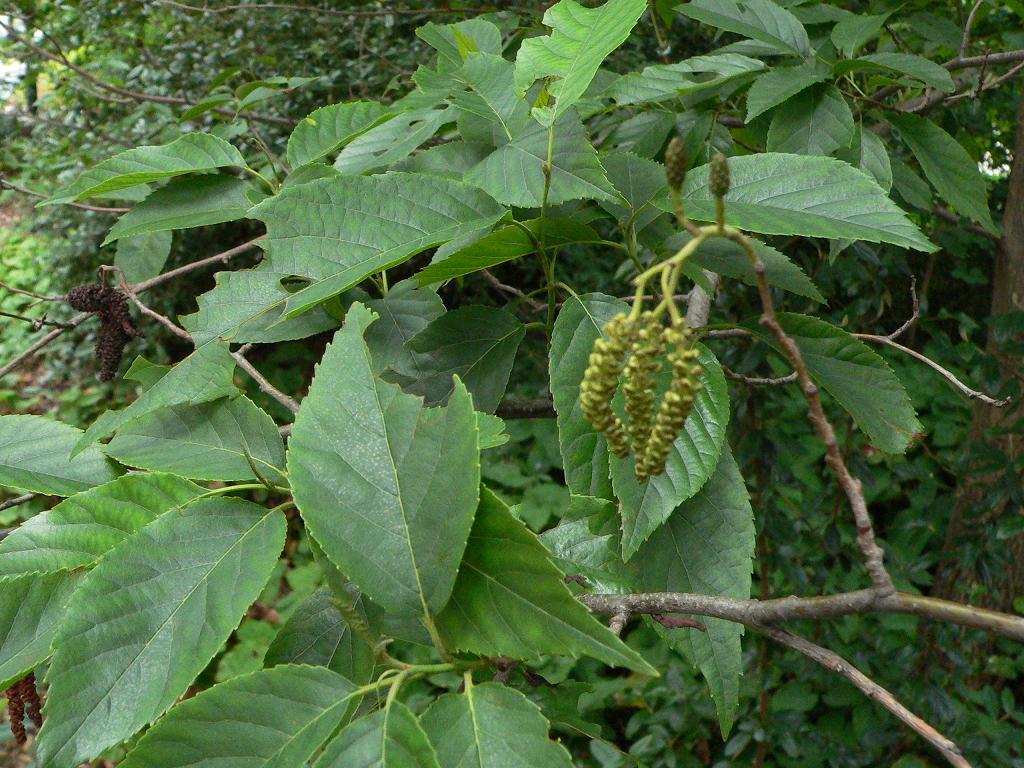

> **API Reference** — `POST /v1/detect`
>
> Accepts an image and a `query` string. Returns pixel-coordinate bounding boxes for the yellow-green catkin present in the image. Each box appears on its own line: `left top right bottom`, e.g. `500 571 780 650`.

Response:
709 152 731 198
664 137 688 192
623 312 664 472
581 312 634 457
638 320 703 479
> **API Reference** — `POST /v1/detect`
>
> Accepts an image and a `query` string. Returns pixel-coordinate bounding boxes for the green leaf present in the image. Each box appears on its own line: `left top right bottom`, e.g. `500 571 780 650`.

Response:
114 230 173 283
745 63 830 122
365 279 447 375
75 340 239 454
0 415 121 496
891 113 996 232
450 52 530 140
607 53 765 106
180 266 341 346
248 173 506 318
288 304 480 618
104 175 253 244
514 0 647 125
416 218 598 285
422 681 574 768
0 571 84 690
891 157 932 210
600 151 670 234
334 107 453 175
637 448 755 737
391 306 526 413
0 472 202 579
678 0 812 57
836 53 955 93
612 344 731 560
44 133 246 205
670 153 937 252
392 141 493 180
837 127 892 192
672 233 824 303
830 12 891 58
549 293 626 499
102 396 287 483
119 665 359 768
287 101 394 168
434 488 657 674
750 313 923 452
539 518 633 593
314 703 440 768
38 498 286 768
465 111 620 207
264 588 375 684
417 19 503 68
476 412 509 450
766 84 854 156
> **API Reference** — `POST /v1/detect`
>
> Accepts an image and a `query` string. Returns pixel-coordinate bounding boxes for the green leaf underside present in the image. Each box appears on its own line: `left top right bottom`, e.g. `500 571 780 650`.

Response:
637 448 755 737
74 340 238 455
0 472 203 579
314 703 440 768
119 665 358 768
246 173 506 318
514 0 647 124
746 63 830 122
671 153 936 252
678 0 812 57
115 230 173 283
264 587 375 684
766 84 854 157
549 293 627 499
416 218 599 285
836 53 955 93
0 571 85 690
45 133 246 205
102 396 287 483
335 107 453 175
104 175 253 244
37 499 286 768
393 305 526 413
287 304 481 618
0 415 121 496
422 682 574 768
751 313 923 453
434 487 657 675
466 111 620 207
365 279 447 376
892 113 996 232
287 100 395 167
608 53 765 105
179 266 340 346
613 344 731 560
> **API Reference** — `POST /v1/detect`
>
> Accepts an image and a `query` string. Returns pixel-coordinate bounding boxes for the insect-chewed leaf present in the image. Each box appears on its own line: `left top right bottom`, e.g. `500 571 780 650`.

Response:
0 472 202 578
422 681 574 768
37 498 286 768
434 487 657 675
118 665 359 768
288 303 480 619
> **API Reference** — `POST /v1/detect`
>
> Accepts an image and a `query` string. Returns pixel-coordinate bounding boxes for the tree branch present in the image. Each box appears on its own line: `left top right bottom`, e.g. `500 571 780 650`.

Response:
232 344 300 414
1 176 130 213
579 588 1024 643
0 493 36 512
494 398 556 419
758 626 971 768
154 1 504 17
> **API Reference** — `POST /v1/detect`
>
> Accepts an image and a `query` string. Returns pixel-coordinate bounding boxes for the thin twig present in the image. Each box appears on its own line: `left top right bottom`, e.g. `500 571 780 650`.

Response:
155 1 501 17
480 269 545 312
0 310 73 330
0 280 65 303
960 0 986 58
609 610 631 636
0 493 36 512
100 266 193 340
855 333 1011 406
494 398 556 419
232 345 300 414
723 366 797 386
758 626 971 768
1 177 130 213
885 277 920 341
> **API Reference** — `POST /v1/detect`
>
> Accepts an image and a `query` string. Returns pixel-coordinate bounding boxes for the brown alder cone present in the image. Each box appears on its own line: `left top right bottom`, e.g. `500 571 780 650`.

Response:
66 283 142 380
21 673 42 728
4 679 26 745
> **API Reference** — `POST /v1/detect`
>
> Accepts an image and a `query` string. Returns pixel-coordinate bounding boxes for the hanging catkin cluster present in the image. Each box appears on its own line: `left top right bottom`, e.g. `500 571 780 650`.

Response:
66 284 142 381
4 672 42 745
578 139 735 483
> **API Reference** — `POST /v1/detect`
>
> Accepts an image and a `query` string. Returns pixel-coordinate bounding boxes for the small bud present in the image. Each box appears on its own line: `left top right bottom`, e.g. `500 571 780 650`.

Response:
709 152 731 198
664 137 688 191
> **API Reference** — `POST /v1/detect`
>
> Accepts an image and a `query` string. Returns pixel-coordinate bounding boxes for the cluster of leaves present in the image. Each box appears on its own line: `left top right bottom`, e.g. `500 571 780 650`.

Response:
1 0 1022 766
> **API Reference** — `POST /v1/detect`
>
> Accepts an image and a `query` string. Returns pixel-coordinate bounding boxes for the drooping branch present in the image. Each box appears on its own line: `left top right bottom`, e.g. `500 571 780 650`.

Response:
1 176 130 213
232 344 300 415
758 626 971 768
